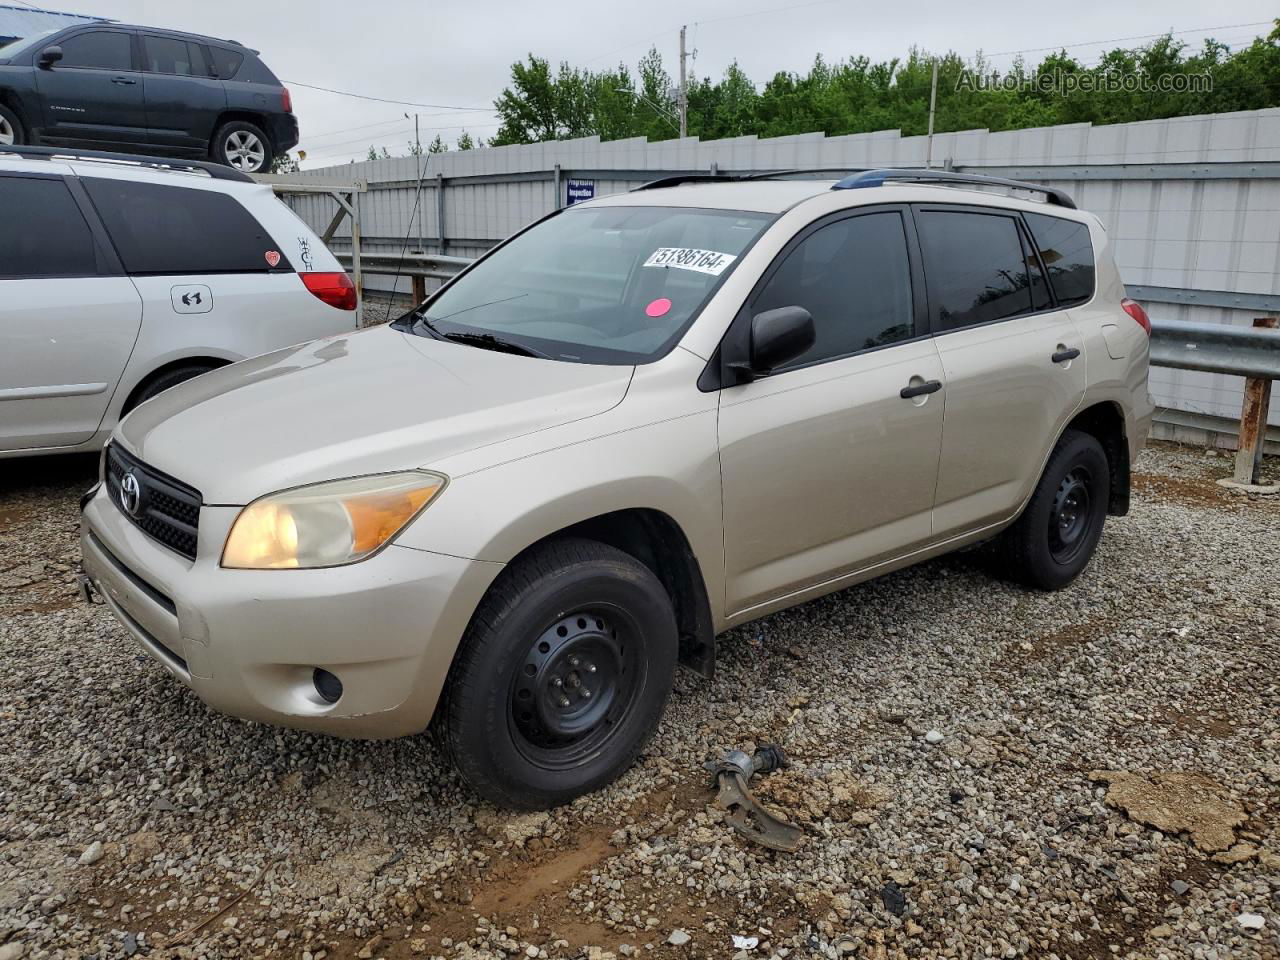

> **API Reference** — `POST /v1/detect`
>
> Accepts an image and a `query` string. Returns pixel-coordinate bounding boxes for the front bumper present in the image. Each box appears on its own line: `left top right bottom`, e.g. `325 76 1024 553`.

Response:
80 485 500 738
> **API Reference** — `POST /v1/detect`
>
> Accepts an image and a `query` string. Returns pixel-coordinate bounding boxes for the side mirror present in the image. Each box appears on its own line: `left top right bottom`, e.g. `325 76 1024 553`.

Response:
748 306 815 375
38 45 63 68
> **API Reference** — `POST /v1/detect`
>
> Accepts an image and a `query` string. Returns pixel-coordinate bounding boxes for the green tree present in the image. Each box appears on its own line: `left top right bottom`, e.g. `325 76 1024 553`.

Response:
427 134 447 153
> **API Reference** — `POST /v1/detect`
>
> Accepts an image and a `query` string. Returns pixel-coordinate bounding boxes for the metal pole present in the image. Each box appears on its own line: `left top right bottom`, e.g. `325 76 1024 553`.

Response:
678 25 688 138
1233 316 1278 485
414 113 422 251
925 60 938 170
348 191 363 315
436 171 445 255
554 163 562 209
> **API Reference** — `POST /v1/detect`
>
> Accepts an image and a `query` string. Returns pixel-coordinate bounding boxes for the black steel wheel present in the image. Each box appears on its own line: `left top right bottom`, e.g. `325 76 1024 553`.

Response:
994 429 1110 591
439 538 677 808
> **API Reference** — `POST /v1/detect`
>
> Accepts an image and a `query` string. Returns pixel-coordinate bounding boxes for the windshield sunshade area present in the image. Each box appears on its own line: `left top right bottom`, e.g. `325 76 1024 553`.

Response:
400 205 774 364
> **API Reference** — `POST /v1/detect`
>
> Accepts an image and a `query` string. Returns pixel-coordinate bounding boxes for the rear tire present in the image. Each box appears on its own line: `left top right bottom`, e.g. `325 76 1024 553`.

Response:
211 120 273 173
440 538 678 809
122 364 216 416
0 105 25 146
994 429 1110 591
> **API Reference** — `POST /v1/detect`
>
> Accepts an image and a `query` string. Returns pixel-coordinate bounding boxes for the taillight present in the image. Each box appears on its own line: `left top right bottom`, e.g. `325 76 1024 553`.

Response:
301 272 357 310
1121 298 1151 336
281 86 293 113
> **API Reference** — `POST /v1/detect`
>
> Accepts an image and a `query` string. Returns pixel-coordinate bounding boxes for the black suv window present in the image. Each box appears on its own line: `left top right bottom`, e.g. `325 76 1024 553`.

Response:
0 177 102 278
1024 213 1096 306
57 30 133 71
917 210 1041 331
753 211 915 368
207 46 244 79
83 178 289 275
143 35 208 76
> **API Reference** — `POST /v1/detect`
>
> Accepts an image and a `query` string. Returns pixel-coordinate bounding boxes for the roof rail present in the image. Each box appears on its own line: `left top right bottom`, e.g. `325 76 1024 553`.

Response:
832 168 1076 208
0 145 255 183
632 173 739 191
742 168 871 180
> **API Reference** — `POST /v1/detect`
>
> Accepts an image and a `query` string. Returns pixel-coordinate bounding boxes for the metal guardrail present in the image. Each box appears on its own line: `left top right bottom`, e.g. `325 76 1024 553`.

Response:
1149 318 1280 379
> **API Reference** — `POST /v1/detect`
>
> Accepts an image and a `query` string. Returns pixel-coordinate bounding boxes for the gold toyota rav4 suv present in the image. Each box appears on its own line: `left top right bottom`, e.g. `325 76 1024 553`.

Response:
81 170 1153 808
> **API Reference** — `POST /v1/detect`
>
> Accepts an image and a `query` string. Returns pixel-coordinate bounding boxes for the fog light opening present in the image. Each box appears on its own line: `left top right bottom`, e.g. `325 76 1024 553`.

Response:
313 668 343 704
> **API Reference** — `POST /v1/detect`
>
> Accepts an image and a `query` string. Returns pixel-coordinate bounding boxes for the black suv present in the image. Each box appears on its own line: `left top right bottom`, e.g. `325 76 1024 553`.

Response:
0 23 297 173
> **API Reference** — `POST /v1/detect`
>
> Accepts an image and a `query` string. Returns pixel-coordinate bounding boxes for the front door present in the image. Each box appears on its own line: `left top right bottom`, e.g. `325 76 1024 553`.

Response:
913 205 1088 536
0 174 142 451
33 28 147 146
718 207 946 616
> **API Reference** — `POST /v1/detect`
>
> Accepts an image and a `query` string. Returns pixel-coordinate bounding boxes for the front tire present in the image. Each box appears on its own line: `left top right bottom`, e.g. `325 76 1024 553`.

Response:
995 429 1110 591
211 120 272 173
440 538 678 809
0 105 25 146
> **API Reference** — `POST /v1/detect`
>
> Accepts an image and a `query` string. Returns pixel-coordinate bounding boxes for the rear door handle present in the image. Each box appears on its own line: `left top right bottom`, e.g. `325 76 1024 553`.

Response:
111 76 137 85
900 379 942 399
1051 347 1081 363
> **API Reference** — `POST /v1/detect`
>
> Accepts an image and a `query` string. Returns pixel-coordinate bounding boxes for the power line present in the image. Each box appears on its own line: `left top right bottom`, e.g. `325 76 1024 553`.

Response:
284 80 497 112
982 21 1274 60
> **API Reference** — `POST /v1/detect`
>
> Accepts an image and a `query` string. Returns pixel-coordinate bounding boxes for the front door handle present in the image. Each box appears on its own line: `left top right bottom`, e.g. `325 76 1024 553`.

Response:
111 76 137 85
1052 347 1081 363
900 379 942 399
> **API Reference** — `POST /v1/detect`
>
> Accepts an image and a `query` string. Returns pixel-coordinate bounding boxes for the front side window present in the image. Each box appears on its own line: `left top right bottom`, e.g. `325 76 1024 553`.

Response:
401 205 774 364
58 30 133 71
1024 213 1096 306
752 211 915 368
0 177 101 278
917 210 1038 332
82 178 289 275
143 36 206 76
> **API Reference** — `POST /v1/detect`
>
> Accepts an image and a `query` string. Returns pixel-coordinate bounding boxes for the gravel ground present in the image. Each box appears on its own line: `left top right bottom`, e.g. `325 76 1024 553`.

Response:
1 443 1277 960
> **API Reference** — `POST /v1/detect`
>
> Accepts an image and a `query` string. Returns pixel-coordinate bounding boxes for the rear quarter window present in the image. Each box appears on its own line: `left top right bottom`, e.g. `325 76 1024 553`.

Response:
1024 213 1096 306
207 46 244 79
82 178 291 276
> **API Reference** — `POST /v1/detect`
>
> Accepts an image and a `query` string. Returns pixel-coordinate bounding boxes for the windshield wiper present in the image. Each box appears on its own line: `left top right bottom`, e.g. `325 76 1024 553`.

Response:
441 331 551 359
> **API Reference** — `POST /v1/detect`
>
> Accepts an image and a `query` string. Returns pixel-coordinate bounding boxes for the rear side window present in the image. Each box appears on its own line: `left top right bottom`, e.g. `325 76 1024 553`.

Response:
58 30 133 70
207 46 244 79
917 210 1038 331
753 211 915 367
143 35 208 76
0 177 102 278
1024 213 1096 306
83 178 290 275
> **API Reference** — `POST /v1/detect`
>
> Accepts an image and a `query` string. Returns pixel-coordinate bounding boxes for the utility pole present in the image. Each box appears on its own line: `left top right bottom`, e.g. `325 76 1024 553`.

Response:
678 25 688 138
925 60 938 169
406 112 423 251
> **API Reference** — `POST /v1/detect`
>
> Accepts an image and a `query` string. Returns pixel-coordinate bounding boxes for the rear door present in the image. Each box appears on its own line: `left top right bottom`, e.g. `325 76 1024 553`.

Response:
0 172 142 451
718 206 946 615
916 205 1087 537
33 28 147 146
140 35 226 152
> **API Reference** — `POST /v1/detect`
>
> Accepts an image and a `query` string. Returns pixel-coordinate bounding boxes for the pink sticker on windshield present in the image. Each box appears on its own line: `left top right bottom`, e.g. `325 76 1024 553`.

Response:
646 298 672 318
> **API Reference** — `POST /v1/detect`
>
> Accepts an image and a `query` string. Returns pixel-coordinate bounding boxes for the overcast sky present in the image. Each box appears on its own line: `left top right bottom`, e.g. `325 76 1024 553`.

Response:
43 0 1280 167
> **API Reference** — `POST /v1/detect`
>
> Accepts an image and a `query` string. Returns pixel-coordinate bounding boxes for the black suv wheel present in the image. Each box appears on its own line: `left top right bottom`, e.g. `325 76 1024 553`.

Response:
212 120 273 173
0 104 25 146
995 429 1110 591
439 538 678 809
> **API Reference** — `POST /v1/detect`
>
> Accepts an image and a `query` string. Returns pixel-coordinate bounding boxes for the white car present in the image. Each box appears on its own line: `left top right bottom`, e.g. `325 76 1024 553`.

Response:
0 146 357 458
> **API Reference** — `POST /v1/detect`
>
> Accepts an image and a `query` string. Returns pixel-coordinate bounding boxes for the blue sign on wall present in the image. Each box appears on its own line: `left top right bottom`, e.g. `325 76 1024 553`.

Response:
566 179 595 205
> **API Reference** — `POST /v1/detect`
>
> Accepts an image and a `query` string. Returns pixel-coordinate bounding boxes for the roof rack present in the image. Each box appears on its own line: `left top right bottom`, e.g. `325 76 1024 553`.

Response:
632 173 741 191
742 168 871 181
832 168 1076 208
0 145 254 183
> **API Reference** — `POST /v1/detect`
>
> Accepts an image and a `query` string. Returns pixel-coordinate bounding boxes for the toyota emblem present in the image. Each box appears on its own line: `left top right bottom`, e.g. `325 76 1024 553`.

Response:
120 472 143 517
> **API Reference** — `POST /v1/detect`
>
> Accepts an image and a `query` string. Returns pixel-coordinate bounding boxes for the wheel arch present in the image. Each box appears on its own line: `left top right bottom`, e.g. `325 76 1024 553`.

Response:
1062 400 1130 515
211 111 272 147
120 355 233 415
499 508 717 679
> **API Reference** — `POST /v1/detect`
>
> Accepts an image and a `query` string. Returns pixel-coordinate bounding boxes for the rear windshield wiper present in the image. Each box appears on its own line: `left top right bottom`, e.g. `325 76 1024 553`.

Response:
441 331 551 359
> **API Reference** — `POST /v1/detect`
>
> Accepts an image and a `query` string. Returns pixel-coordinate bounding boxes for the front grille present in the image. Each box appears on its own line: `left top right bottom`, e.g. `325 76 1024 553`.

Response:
105 445 202 561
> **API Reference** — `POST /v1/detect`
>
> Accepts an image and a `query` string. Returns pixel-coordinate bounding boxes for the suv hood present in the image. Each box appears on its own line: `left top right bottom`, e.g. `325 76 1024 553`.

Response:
118 327 634 505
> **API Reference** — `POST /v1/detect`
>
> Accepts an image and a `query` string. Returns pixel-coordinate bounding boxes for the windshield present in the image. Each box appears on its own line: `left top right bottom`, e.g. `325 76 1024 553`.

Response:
0 28 59 59
401 205 774 363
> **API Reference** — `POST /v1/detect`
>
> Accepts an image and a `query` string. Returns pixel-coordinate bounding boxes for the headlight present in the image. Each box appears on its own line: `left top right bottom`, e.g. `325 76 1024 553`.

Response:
221 471 446 569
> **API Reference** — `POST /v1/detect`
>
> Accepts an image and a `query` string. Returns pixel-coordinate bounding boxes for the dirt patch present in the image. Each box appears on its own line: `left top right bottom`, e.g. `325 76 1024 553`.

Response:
1089 770 1247 852
1133 471 1236 508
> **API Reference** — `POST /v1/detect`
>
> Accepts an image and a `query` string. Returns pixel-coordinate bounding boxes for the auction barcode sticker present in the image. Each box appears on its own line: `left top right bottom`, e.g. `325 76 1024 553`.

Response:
643 247 737 276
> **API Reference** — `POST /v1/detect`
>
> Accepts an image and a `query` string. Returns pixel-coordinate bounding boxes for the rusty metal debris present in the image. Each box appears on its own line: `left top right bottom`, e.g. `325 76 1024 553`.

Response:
708 744 803 852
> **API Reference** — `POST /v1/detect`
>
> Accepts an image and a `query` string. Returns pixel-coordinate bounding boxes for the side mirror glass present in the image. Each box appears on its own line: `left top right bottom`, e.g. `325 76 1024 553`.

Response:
749 305 815 374
38 45 63 68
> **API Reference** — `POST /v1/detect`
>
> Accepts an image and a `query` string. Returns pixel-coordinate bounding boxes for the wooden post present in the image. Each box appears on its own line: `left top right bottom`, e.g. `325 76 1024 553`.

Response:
411 275 426 305
1234 316 1278 485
